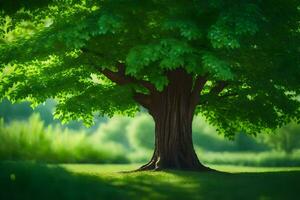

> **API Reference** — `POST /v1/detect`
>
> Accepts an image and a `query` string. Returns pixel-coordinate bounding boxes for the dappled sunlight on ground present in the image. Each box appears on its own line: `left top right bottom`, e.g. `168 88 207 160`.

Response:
0 162 299 200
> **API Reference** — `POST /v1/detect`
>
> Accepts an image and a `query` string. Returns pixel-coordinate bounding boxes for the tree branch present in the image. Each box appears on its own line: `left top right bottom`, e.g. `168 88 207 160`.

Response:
101 64 156 93
199 81 235 105
133 92 152 109
209 80 228 95
81 47 105 57
81 48 157 94
101 63 132 85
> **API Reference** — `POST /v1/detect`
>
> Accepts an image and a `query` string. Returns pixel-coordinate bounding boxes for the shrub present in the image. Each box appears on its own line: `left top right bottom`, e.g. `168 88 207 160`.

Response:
192 116 237 151
92 116 131 149
259 122 300 153
0 114 128 163
127 114 155 150
198 149 300 167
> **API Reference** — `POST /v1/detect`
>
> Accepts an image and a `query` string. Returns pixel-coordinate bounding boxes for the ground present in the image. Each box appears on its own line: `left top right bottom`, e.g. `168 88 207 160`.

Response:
0 162 299 200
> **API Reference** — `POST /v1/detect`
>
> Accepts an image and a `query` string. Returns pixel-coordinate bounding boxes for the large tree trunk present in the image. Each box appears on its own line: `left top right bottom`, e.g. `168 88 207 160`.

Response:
137 69 211 171
97 62 214 171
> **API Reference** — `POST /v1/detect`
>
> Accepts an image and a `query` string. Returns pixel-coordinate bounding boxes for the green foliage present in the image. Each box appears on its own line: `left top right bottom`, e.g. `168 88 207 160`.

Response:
234 132 267 152
92 116 131 149
260 122 300 153
0 98 105 130
208 3 260 49
201 150 300 167
0 98 32 121
97 13 124 35
0 114 127 163
0 0 298 138
163 20 202 40
126 114 155 150
1 111 300 166
202 53 234 80
192 116 236 151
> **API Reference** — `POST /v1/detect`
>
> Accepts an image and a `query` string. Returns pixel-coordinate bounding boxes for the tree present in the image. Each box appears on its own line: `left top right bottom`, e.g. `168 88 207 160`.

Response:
260 122 300 153
0 0 299 171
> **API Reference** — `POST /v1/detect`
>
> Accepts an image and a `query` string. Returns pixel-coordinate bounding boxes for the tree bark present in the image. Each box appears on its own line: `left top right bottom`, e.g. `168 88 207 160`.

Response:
137 69 211 171
86 49 222 171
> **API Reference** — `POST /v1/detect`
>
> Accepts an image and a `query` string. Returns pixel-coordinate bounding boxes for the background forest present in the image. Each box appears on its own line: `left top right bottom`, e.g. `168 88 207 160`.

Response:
1 99 300 166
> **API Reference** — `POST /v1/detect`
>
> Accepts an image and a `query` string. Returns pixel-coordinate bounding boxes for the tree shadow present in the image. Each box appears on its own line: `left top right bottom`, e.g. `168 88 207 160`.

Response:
0 162 299 200
166 169 300 200
0 162 197 200
0 162 125 200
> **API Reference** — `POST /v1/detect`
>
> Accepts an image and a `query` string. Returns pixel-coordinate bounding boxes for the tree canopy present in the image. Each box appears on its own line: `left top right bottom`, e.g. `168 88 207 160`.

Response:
1 0 299 137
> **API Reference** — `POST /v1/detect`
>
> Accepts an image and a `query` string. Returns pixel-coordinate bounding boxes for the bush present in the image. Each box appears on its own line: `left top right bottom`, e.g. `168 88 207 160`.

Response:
92 116 131 149
127 114 155 150
198 149 300 167
127 149 153 163
0 114 128 163
192 116 237 151
259 122 300 153
1 112 300 167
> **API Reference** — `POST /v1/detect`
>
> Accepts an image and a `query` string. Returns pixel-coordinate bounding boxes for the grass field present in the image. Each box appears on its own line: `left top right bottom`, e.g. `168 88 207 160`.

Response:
1 162 300 200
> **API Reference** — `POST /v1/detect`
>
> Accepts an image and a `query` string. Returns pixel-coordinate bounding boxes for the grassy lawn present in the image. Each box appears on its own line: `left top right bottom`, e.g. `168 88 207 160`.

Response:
1 162 300 200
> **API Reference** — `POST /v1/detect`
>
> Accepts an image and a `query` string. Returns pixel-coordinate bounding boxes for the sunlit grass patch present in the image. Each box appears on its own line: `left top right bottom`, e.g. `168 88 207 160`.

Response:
1 161 300 200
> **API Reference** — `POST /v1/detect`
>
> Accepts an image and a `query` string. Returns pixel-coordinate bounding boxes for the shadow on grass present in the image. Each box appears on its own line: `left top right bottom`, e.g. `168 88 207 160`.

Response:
0 161 299 200
166 170 300 200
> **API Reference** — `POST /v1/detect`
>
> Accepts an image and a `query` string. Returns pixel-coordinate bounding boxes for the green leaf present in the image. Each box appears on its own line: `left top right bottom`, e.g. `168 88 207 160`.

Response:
202 53 234 80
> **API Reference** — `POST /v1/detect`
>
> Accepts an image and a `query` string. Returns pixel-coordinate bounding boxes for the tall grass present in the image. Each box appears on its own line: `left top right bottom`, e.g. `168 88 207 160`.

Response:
0 114 127 163
1 113 300 166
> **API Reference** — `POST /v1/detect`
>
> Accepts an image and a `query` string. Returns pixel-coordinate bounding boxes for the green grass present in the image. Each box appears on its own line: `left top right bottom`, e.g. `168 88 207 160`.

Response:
1 162 300 200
